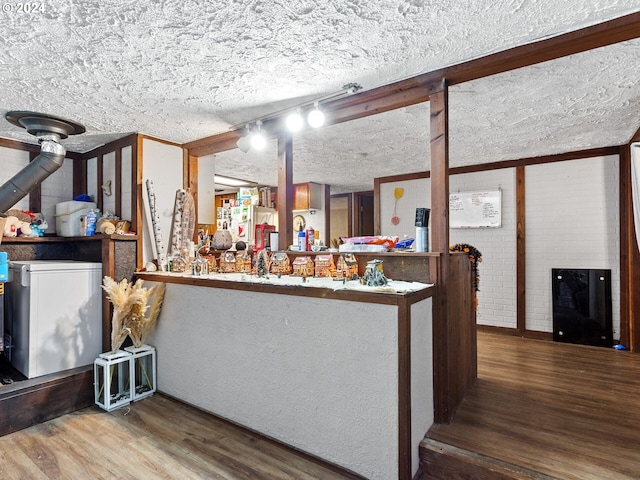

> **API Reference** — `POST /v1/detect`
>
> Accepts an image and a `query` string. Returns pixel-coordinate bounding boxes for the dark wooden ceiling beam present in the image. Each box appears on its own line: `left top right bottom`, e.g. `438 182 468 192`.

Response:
181 11 640 157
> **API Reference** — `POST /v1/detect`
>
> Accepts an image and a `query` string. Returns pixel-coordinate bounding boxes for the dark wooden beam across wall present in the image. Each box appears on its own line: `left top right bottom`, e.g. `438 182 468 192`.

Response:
277 133 293 251
516 166 526 335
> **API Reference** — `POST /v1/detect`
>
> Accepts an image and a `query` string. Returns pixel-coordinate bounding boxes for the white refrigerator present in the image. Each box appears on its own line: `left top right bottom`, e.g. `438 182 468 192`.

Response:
225 205 277 246
6 260 103 379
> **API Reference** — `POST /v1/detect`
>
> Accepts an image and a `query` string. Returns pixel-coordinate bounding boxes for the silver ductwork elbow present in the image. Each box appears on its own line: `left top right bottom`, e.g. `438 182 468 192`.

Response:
1 111 86 214
0 135 66 213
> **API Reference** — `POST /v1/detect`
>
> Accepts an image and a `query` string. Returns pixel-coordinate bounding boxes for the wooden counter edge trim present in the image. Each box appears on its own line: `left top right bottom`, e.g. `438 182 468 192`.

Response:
135 272 434 307
156 392 368 480
0 234 139 243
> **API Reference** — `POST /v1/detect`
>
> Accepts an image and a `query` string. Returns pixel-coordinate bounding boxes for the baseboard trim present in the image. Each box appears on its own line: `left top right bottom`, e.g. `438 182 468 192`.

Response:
158 391 368 480
0 365 94 436
477 325 553 341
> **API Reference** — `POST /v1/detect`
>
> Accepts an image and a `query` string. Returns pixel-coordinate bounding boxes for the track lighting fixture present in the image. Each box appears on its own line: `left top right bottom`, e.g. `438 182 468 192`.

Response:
233 83 362 152
307 102 325 129
250 120 267 150
285 109 304 132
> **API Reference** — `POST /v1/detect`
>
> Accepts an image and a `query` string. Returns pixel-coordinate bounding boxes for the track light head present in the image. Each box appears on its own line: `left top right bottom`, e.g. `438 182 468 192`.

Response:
307 103 325 128
286 109 304 132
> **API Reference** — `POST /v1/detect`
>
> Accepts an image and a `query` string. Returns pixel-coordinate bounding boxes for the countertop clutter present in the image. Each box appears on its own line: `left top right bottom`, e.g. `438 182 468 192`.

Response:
142 269 432 294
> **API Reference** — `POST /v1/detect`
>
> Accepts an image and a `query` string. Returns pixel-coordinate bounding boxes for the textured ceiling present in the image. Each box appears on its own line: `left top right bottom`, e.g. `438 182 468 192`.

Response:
1 1 640 193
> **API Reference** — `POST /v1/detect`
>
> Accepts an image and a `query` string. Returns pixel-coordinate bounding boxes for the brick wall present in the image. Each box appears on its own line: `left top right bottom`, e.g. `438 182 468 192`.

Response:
450 169 517 329
525 155 620 337
380 155 620 338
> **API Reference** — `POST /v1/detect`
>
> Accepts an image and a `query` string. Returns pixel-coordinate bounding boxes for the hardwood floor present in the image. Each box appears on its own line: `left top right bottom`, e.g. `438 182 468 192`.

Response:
423 331 640 480
0 394 363 479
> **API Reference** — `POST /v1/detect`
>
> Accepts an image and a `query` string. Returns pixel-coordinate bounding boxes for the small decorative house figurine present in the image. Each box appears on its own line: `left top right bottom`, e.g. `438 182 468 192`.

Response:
360 259 388 287
336 253 359 280
292 256 315 277
315 254 336 278
270 252 291 275
219 251 237 272
236 250 252 273
202 254 217 273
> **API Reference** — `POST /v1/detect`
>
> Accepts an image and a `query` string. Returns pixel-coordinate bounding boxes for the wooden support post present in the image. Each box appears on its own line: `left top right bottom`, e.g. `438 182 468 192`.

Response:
430 80 451 423
277 133 294 251
516 166 526 334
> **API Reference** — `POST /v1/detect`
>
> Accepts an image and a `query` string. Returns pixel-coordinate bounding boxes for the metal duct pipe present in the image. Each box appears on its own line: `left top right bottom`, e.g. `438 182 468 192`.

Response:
0 134 66 213
1 111 86 213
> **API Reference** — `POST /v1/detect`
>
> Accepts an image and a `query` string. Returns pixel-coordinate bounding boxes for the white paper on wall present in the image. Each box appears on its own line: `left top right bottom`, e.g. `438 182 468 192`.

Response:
450 189 502 228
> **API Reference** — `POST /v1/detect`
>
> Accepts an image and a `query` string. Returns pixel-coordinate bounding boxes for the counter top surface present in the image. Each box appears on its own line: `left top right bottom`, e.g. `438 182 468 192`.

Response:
139 270 432 295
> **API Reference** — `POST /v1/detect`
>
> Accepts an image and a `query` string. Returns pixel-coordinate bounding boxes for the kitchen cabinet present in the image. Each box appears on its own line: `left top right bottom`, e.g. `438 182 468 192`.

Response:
293 182 323 211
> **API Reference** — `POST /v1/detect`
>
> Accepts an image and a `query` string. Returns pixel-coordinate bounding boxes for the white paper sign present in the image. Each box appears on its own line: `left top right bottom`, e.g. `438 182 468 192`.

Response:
450 190 502 228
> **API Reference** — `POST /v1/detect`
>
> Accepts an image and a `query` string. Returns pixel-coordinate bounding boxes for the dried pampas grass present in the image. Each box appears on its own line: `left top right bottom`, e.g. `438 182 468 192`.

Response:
102 277 166 352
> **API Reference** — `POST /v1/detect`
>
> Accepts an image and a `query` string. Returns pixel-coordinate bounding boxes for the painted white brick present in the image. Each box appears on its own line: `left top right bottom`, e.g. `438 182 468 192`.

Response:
525 155 620 339
381 168 518 329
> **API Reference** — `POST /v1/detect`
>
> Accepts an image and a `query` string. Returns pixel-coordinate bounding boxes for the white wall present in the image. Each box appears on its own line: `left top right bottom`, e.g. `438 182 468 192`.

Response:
525 155 620 337
450 169 517 329
41 158 75 233
147 283 404 480
0 145 76 232
380 178 430 240
198 153 216 225
141 139 184 265
411 298 434 475
379 155 620 336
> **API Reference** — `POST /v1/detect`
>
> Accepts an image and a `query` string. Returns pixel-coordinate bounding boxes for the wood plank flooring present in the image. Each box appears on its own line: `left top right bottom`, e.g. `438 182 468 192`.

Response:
424 331 640 480
0 394 363 479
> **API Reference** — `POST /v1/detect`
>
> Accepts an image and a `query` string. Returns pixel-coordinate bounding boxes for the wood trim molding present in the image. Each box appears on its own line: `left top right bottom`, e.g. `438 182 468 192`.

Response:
373 178 381 235
429 82 451 424
28 151 41 213
115 148 122 217
0 137 40 153
134 136 144 269
619 143 640 352
516 166 526 334
397 297 412 480
377 146 620 185
80 133 138 160
324 184 331 244
96 154 104 212
277 133 293 251
138 133 182 147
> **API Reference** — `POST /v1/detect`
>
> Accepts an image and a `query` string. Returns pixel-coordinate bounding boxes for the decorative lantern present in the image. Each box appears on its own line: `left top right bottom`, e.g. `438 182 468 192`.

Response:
94 350 132 411
125 345 157 401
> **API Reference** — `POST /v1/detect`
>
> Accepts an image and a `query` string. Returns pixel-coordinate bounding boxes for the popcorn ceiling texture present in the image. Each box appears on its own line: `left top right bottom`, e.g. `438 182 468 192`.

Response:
1 1 640 192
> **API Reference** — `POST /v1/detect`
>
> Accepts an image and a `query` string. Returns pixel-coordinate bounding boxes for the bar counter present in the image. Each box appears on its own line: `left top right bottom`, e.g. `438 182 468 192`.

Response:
137 270 434 480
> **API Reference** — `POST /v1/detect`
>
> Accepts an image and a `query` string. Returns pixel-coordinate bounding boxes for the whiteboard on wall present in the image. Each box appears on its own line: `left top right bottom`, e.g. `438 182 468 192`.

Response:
450 190 502 228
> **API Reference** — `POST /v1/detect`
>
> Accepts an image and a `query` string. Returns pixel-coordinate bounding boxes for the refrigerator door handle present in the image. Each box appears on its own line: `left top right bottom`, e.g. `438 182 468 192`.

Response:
14 264 30 287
